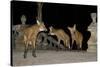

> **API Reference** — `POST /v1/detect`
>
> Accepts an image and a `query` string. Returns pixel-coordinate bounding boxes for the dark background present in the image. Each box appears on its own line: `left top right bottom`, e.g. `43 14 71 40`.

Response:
11 1 97 50
11 1 97 27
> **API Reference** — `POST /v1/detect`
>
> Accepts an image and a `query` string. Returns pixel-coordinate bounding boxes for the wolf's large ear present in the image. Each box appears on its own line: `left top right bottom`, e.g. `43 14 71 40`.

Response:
67 26 71 31
37 20 41 25
49 26 53 31
73 24 76 31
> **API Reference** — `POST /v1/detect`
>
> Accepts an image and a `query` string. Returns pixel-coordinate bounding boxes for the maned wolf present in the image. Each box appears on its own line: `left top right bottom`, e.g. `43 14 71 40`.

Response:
22 20 47 58
68 24 83 50
49 26 70 50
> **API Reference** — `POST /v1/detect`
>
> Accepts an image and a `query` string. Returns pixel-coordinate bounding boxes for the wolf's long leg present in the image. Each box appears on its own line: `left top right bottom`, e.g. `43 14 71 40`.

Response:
32 40 37 57
23 42 29 58
71 39 74 49
67 40 71 50
79 40 82 50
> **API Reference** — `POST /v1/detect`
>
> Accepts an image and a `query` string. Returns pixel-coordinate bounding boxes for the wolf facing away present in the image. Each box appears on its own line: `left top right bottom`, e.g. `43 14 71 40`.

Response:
68 24 83 50
49 26 70 50
22 20 47 58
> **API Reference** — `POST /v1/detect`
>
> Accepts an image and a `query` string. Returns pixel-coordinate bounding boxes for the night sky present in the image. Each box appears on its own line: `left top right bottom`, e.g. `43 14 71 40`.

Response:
11 1 97 31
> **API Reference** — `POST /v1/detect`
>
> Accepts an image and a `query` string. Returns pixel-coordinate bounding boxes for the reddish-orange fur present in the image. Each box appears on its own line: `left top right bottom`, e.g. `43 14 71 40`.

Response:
68 24 83 49
22 20 47 58
49 26 70 49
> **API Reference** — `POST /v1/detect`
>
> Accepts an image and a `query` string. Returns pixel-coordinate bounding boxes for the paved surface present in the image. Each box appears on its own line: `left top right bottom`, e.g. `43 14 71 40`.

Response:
12 36 97 66
12 49 97 66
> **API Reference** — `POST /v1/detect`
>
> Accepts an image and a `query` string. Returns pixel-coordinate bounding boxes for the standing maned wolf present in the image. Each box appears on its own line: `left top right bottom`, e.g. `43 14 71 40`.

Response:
49 26 70 50
22 20 47 58
68 24 83 50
